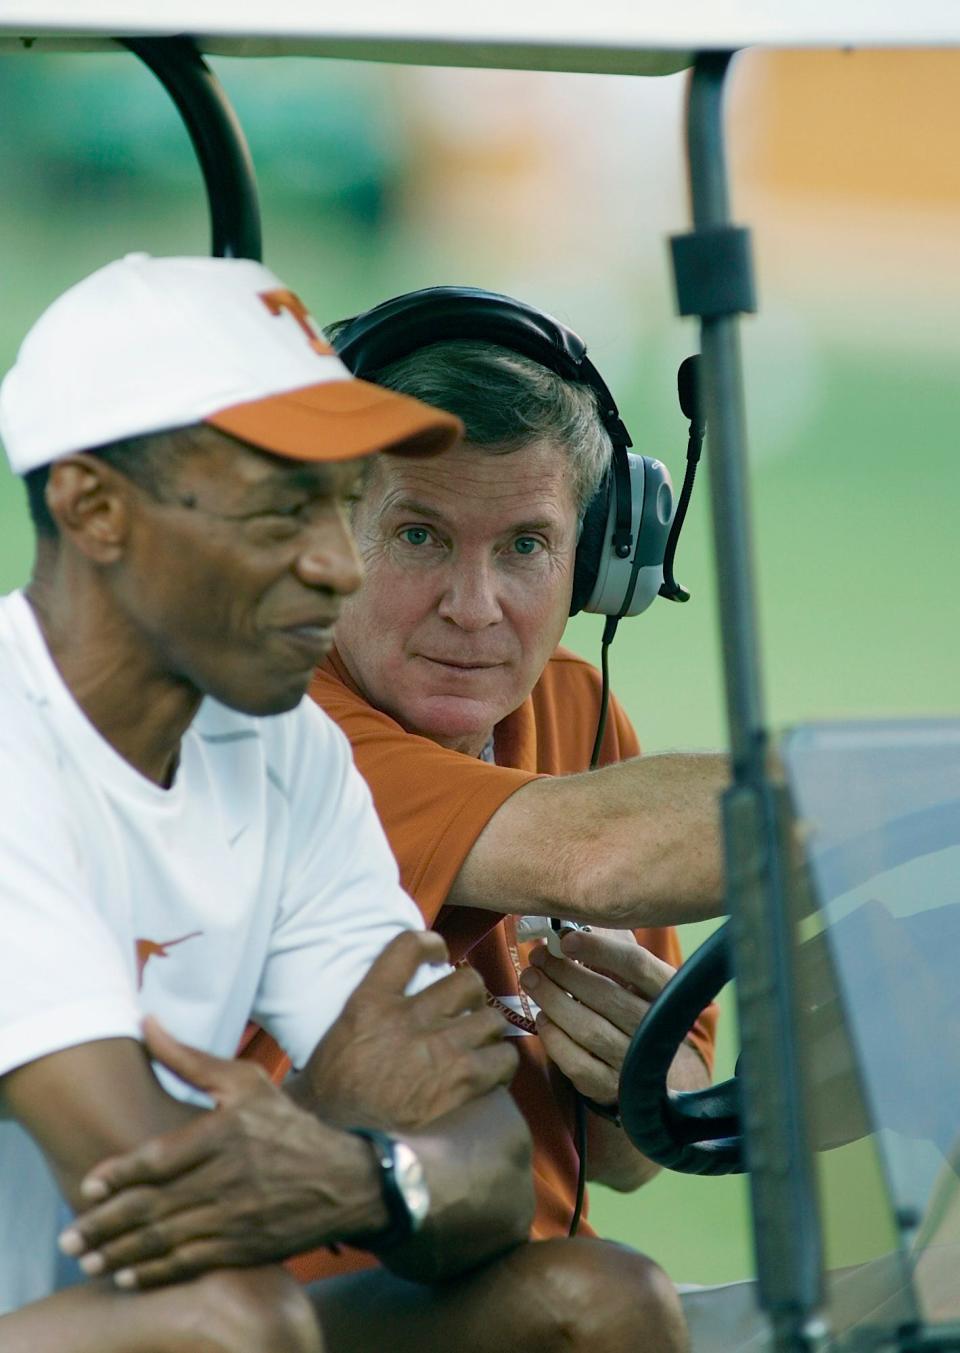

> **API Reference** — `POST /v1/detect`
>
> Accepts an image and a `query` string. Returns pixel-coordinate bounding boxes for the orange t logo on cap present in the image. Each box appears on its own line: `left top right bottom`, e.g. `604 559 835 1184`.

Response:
259 289 333 356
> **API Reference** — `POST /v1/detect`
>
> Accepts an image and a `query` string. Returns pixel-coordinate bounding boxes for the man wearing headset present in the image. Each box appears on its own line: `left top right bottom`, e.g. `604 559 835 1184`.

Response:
246 288 721 1269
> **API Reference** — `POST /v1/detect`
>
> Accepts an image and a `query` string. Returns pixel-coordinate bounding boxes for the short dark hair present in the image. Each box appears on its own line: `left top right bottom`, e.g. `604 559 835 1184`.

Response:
24 429 187 538
324 326 611 518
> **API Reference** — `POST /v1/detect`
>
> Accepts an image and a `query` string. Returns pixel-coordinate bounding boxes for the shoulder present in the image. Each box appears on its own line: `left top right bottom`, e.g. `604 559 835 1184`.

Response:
201 694 353 786
535 645 604 697
531 645 640 764
0 592 44 710
309 661 404 746
193 697 357 850
0 597 77 774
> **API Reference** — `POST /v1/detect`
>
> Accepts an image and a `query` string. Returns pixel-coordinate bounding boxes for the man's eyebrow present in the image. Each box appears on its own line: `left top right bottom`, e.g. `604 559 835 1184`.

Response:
508 518 562 534
378 497 447 522
378 498 563 537
243 461 368 502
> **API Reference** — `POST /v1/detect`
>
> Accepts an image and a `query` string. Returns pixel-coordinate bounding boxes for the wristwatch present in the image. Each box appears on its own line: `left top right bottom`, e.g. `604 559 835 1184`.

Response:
347 1127 431 1251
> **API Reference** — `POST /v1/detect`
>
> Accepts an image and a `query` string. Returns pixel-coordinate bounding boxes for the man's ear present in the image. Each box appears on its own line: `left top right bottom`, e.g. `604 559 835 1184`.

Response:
45 456 132 563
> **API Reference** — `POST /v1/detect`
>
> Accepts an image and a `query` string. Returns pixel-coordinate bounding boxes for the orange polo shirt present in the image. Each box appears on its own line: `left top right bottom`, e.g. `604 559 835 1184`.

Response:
244 643 717 1280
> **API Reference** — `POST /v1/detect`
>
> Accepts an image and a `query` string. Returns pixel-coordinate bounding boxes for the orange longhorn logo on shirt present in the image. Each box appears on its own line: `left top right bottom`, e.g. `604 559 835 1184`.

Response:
135 931 203 989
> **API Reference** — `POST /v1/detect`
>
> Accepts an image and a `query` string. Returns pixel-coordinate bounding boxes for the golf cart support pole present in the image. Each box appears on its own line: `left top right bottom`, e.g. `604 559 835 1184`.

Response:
121 36 262 262
672 52 825 1352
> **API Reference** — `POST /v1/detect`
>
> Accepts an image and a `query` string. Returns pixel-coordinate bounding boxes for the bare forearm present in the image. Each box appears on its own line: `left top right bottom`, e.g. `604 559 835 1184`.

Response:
63 951 524 1290
71 1092 529 1285
585 1110 660 1191
0 1280 195 1353
2 1038 199 1212
290 1049 532 1280
383 1090 533 1283
292 1065 533 1280
578 752 727 925
454 753 728 928
68 1085 394 1277
586 1039 712 1191
0 1269 318 1353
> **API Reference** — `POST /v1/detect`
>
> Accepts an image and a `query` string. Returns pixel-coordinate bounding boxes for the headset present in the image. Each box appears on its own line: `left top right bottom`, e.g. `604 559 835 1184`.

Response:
333 285 704 625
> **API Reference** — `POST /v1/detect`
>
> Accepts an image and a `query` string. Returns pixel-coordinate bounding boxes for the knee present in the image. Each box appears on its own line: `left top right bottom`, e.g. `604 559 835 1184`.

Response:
518 1238 687 1353
187 1269 323 1353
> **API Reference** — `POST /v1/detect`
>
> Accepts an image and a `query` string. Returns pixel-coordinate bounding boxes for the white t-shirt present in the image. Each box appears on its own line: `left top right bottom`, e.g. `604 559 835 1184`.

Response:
0 590 427 1313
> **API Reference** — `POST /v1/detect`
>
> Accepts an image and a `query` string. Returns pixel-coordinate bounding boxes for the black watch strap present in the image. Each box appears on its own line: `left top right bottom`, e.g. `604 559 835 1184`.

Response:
346 1127 414 1251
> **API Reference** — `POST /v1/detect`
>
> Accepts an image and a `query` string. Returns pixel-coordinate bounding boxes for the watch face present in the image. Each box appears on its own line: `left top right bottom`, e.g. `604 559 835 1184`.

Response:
392 1140 431 1231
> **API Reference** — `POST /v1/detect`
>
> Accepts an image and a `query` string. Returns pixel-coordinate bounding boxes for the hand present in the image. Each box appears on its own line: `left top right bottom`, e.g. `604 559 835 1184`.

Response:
58 1017 383 1290
518 928 675 1106
299 930 518 1130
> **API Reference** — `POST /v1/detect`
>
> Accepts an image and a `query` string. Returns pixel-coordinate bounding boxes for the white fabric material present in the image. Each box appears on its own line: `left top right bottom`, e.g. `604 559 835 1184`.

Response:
0 589 428 1313
0 253 357 473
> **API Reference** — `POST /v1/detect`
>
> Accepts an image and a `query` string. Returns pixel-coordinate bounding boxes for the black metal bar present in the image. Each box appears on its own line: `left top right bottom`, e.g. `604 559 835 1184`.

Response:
723 782 825 1351
121 36 262 261
682 50 825 1353
686 51 765 783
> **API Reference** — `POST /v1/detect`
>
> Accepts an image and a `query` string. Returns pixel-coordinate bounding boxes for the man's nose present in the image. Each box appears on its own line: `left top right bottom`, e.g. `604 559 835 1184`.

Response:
294 516 364 596
437 559 503 630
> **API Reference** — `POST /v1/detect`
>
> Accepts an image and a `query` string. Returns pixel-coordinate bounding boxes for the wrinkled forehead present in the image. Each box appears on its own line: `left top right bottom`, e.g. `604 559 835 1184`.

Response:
367 436 579 521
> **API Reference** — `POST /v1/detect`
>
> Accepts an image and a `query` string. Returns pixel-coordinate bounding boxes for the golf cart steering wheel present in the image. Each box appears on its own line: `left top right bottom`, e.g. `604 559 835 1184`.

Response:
618 796 960 1175
619 923 744 1174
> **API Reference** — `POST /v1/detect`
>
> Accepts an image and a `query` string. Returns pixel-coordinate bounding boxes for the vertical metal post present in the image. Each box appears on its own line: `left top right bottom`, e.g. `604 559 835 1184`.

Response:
687 52 766 784
679 51 825 1352
122 36 262 261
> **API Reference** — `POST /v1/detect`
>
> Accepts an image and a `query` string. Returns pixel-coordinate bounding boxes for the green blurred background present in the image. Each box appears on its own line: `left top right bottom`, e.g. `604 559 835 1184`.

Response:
0 45 956 1287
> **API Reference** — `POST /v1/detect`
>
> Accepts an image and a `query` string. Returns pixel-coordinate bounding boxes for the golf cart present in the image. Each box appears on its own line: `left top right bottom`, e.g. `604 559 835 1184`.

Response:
1 8 958 1351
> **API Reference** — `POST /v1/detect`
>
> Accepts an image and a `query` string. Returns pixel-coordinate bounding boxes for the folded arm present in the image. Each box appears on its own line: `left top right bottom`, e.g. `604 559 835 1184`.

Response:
1 1036 201 1212
0 1036 324 1352
64 934 533 1289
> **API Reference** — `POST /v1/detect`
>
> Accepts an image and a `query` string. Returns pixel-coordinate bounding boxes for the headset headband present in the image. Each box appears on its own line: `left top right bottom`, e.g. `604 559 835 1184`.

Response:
334 285 633 451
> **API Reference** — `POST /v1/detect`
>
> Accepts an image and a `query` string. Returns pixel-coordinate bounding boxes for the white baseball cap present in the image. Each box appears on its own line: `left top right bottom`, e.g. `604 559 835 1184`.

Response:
0 253 463 475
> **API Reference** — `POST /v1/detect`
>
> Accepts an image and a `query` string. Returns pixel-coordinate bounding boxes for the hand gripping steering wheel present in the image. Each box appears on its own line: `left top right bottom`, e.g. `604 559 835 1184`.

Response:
619 922 743 1175
618 796 960 1176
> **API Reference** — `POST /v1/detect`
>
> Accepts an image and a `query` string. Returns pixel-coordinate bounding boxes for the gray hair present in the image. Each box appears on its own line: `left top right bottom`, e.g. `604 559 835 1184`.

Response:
325 331 612 518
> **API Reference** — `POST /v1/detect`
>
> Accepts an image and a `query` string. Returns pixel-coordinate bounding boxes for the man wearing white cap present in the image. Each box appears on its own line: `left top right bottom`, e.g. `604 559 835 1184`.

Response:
0 253 548 1352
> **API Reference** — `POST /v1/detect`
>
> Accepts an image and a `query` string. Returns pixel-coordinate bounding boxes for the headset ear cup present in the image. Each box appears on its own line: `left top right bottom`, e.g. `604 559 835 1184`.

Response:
569 475 611 616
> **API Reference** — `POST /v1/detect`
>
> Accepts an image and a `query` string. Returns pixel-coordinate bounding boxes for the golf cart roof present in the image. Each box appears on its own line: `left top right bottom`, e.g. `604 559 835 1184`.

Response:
2 1 960 73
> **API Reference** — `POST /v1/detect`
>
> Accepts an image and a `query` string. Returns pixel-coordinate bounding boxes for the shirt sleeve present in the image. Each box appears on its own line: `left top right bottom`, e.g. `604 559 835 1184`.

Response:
252 704 439 1070
0 724 140 1086
311 671 538 926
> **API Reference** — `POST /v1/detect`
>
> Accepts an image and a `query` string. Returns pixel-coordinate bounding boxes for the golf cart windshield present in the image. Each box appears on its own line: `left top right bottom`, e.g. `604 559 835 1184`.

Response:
784 720 960 1346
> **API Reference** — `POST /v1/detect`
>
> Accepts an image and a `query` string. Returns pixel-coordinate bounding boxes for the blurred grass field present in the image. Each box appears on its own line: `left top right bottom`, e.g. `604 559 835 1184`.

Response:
568 341 960 1280
0 49 957 1288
